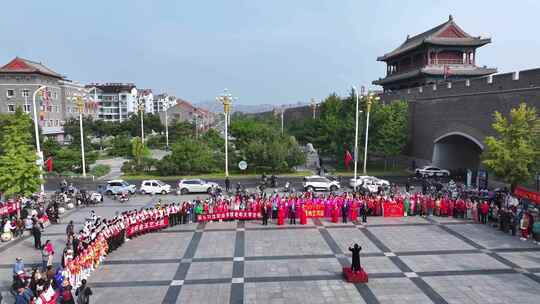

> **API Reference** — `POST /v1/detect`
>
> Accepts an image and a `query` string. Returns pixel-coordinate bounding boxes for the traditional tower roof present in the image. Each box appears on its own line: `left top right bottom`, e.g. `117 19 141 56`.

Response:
0 57 64 78
377 15 491 61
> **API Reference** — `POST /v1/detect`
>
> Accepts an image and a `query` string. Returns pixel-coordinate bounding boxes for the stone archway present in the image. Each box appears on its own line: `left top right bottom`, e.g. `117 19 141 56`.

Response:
432 132 484 170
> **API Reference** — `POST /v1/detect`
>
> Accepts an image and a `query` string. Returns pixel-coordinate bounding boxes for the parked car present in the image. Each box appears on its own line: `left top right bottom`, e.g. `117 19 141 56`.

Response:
103 180 137 195
302 175 340 192
349 176 390 189
177 179 220 195
140 180 172 195
415 166 450 178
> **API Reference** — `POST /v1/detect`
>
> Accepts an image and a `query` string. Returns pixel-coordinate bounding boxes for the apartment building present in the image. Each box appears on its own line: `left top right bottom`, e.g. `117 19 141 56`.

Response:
0 57 97 140
88 83 137 122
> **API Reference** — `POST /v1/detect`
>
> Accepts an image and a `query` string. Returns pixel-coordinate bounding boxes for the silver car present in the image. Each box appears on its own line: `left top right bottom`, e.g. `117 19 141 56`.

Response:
104 180 137 195
177 179 219 195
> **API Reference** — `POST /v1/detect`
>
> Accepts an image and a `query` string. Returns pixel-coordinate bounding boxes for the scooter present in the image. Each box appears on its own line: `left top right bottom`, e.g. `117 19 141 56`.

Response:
119 191 130 203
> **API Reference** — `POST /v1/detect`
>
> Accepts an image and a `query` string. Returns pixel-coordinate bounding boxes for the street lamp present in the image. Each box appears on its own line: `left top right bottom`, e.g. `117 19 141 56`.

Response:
363 90 380 174
32 85 47 193
74 93 87 177
217 89 236 177
163 95 175 149
131 88 144 146
279 106 286 135
310 98 318 119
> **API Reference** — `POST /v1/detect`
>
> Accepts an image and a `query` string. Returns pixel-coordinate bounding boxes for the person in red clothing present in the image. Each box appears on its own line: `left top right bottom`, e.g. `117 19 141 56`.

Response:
277 205 284 225
300 205 307 225
480 201 489 224
331 204 339 223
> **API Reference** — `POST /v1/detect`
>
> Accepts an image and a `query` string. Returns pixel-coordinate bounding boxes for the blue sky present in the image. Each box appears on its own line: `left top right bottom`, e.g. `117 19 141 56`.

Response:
1 0 539 105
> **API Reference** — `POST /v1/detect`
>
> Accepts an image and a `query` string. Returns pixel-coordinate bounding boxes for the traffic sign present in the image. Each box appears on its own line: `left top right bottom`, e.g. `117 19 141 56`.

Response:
238 161 248 170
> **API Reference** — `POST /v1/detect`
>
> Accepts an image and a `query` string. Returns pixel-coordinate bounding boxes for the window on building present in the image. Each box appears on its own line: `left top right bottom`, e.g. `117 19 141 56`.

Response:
22 89 29 97
121 95 127 101
24 104 31 113
47 105 52 112
49 120 53 127
53 92 58 99
7 104 16 112
6 89 15 98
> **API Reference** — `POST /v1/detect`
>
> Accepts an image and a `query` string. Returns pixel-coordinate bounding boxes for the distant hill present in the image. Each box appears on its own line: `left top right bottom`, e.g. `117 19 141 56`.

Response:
195 100 309 114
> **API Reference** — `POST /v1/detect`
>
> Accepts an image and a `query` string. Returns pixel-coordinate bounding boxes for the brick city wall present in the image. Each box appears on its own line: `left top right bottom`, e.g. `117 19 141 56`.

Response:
383 68 540 162
255 68 540 165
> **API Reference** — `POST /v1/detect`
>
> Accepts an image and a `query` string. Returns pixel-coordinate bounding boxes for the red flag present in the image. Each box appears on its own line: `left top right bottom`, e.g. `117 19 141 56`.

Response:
344 150 353 169
45 157 53 172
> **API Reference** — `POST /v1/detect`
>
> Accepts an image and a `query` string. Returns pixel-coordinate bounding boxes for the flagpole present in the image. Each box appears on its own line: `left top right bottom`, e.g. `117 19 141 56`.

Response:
352 86 360 191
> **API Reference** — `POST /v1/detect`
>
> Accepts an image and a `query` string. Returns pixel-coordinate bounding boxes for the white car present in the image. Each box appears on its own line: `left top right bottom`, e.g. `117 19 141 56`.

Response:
415 166 450 178
140 180 172 195
177 179 219 195
303 176 340 192
349 176 390 189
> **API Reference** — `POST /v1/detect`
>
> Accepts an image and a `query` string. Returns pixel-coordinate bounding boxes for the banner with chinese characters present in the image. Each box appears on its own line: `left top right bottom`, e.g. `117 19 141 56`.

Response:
382 203 404 217
304 204 325 218
197 211 262 222
0 201 21 217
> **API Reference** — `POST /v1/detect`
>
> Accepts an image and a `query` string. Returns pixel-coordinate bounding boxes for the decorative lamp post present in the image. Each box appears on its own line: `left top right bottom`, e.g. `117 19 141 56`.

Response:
163 96 174 149
32 85 47 193
363 90 380 174
310 98 318 119
138 97 145 144
280 106 285 135
217 89 235 177
74 93 87 177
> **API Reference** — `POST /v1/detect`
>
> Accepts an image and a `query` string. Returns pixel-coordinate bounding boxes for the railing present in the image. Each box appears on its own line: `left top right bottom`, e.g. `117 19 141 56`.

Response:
431 59 467 65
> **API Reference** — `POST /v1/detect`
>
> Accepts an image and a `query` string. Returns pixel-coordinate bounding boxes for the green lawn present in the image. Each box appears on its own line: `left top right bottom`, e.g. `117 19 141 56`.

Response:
121 170 314 181
121 167 410 181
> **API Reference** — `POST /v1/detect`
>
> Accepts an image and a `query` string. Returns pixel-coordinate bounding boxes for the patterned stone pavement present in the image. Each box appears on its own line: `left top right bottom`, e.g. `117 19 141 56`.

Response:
2 195 540 303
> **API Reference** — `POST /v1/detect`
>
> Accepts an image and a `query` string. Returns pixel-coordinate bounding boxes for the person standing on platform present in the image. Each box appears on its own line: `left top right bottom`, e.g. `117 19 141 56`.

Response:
349 243 362 272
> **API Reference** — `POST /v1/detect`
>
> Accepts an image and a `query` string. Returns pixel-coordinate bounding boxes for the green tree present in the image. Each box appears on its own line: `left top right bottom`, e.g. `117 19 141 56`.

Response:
158 138 220 175
230 117 305 173
131 137 150 167
370 100 409 168
0 108 41 197
482 103 540 190
108 133 132 157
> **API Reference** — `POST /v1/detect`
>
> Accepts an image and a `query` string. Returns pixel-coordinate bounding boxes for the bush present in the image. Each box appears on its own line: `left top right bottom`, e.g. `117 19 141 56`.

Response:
90 164 111 177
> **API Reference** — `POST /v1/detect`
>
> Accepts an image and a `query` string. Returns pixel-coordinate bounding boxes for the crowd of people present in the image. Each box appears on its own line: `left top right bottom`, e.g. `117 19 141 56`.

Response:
6 181 540 303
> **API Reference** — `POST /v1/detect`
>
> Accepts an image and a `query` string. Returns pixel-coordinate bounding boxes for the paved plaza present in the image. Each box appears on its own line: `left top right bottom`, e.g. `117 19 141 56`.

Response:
2 195 540 303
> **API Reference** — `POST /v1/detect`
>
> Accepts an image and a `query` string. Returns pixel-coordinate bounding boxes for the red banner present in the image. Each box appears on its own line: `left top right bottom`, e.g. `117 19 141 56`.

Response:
126 217 169 237
197 211 262 222
304 204 325 218
383 203 404 217
514 186 540 205
0 201 21 217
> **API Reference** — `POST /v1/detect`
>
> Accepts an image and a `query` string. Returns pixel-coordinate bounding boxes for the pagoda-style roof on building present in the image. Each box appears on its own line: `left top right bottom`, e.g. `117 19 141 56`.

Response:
373 66 497 86
377 15 491 61
0 57 64 78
